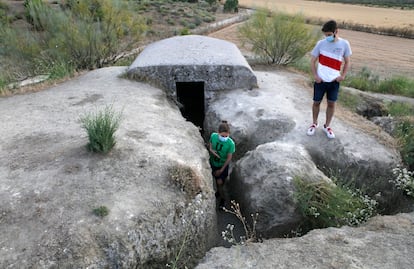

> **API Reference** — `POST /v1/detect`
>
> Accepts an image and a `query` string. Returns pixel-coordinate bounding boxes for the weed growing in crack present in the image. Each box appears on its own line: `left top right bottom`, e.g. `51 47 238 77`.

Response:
168 164 202 199
166 194 204 269
221 200 260 245
93 206 109 217
80 104 122 154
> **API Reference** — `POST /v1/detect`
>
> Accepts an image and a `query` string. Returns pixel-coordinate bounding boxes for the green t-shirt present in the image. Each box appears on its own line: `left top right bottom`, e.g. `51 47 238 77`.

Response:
209 132 235 167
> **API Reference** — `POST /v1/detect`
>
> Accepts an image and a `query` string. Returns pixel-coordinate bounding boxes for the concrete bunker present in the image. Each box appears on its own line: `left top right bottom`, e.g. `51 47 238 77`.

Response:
127 35 257 130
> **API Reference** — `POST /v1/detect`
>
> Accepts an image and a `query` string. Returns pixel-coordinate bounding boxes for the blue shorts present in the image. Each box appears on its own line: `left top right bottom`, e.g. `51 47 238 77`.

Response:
313 81 340 102
211 164 229 181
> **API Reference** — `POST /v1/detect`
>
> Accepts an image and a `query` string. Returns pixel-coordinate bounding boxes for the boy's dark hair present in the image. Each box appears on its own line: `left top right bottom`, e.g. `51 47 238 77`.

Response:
218 120 230 133
322 20 337 32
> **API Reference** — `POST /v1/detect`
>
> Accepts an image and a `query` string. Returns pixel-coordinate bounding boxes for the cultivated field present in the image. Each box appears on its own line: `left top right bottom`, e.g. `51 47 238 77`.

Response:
230 0 414 78
239 0 414 29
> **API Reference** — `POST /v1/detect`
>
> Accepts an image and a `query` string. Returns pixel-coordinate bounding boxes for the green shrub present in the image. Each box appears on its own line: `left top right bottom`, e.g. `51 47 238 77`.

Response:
377 76 414 98
206 0 218 6
180 27 191 35
342 67 379 92
239 9 318 65
344 68 414 98
293 177 377 231
386 102 414 117
223 0 238 13
80 105 122 154
395 120 414 170
24 0 45 30
93 206 109 217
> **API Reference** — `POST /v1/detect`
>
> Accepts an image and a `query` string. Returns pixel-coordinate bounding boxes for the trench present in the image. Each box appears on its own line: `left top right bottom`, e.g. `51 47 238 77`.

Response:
176 82 246 247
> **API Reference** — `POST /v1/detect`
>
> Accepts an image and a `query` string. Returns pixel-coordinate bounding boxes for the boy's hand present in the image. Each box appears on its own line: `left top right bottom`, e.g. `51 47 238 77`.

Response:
211 150 220 159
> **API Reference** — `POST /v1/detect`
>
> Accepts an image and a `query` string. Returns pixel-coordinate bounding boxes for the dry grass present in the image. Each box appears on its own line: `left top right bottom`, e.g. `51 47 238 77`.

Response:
169 164 202 199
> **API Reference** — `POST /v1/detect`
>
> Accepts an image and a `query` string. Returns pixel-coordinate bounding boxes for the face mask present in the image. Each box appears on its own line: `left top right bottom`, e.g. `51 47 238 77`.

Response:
326 35 335 42
218 135 229 142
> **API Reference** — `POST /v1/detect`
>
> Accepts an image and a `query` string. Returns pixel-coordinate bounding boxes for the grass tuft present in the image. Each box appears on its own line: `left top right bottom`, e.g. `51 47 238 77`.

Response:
93 206 109 217
80 105 122 154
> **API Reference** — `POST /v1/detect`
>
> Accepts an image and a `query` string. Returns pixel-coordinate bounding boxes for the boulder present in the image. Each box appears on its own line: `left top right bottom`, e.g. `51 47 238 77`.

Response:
0 67 216 268
196 212 414 269
230 142 332 238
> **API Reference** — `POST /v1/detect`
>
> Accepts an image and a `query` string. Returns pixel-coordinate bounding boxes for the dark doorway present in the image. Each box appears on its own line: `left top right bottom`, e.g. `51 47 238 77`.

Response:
176 82 205 133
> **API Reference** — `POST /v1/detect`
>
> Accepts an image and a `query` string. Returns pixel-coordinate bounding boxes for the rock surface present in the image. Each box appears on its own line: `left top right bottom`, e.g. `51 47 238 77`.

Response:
0 63 411 268
196 212 414 269
0 67 216 268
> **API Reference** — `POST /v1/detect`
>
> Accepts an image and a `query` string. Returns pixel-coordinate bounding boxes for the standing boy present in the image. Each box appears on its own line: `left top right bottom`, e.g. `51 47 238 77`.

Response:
307 20 352 139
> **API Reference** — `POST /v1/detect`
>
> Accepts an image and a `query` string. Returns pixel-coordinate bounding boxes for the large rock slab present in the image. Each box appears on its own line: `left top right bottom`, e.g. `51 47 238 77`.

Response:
196 212 414 269
0 67 216 268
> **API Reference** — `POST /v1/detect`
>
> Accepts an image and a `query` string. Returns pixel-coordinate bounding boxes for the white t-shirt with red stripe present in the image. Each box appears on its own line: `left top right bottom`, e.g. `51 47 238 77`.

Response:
311 37 352 82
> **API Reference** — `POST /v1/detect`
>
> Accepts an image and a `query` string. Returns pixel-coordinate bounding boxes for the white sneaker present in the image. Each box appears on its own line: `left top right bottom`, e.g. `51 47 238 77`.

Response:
307 123 318 136
323 125 335 139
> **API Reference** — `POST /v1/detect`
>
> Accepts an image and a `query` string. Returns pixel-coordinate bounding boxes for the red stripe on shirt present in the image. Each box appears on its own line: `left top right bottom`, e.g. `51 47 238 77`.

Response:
319 54 342 71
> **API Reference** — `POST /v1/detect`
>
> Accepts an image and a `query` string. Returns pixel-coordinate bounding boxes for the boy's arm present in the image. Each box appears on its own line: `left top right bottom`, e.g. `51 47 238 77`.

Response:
209 142 220 159
311 56 322 83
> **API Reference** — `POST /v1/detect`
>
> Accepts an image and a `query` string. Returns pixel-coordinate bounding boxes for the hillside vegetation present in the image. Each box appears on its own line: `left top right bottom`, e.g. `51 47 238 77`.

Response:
0 0 233 91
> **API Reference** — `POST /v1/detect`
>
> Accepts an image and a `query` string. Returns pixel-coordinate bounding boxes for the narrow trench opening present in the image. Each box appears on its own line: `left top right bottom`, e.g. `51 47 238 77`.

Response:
176 81 243 247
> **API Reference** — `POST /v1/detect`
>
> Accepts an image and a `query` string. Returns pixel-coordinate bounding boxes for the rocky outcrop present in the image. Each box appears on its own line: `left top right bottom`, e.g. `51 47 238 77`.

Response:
204 70 404 238
0 67 216 268
0 64 410 268
196 212 414 269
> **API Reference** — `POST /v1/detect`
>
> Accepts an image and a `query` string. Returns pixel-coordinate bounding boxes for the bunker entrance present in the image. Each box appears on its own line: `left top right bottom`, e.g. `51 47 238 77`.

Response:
176 82 205 133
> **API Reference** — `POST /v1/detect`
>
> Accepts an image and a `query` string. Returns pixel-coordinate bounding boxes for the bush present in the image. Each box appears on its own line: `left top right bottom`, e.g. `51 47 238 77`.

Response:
342 67 380 92
377 76 414 98
93 206 109 217
395 119 414 170
343 68 414 98
206 0 218 6
293 177 377 232
239 9 318 65
223 0 238 13
80 105 122 154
